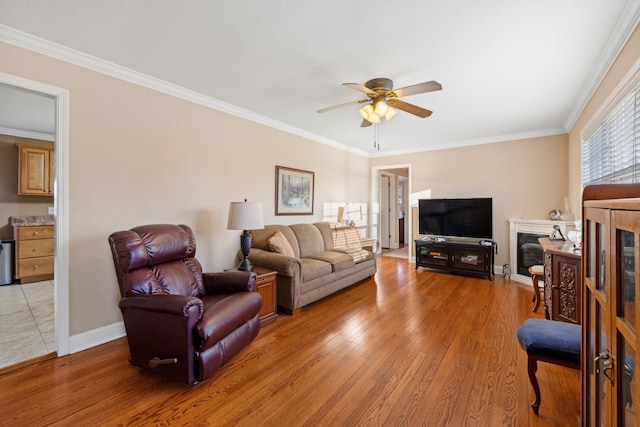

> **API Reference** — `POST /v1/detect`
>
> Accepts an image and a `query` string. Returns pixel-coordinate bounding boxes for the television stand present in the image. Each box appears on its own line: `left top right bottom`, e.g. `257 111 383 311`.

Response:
415 237 495 281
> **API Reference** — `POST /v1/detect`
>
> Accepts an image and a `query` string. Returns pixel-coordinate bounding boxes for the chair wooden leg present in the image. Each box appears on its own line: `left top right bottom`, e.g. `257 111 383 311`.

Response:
528 356 541 415
532 274 541 312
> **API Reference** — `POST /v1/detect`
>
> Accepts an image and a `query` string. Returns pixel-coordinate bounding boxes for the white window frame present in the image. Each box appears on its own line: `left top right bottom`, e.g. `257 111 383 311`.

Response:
582 57 640 186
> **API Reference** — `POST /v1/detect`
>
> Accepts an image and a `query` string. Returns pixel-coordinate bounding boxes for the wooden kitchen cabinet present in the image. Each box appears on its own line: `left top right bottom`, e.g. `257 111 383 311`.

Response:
17 143 54 196
14 225 54 283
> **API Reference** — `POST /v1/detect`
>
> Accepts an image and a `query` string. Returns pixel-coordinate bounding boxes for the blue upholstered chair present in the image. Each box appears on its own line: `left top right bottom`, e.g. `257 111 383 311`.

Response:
517 318 581 414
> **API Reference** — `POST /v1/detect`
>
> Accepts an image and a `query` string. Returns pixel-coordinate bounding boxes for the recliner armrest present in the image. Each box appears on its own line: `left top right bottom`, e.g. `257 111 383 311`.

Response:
203 271 257 294
119 294 203 317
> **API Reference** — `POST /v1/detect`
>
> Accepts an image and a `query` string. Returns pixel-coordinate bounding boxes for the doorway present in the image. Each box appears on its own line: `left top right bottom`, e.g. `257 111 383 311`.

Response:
0 71 70 367
371 164 411 260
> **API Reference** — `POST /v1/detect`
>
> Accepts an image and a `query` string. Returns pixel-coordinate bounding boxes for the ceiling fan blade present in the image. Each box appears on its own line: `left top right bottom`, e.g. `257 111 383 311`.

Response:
343 83 377 97
387 99 433 118
361 118 372 128
317 99 369 113
389 80 442 98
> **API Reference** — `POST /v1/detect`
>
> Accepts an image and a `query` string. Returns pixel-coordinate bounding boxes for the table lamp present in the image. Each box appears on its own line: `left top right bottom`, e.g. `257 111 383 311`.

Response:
227 199 264 271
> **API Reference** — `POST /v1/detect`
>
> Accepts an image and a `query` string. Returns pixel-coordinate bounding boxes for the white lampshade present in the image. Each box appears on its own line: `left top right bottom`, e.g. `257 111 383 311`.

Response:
227 201 264 231
385 106 397 120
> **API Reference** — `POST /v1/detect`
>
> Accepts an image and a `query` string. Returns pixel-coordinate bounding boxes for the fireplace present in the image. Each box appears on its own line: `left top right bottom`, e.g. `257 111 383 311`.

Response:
516 232 547 276
508 219 576 284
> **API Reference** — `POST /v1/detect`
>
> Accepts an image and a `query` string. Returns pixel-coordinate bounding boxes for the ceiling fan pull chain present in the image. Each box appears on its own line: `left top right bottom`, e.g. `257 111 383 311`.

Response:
373 123 379 150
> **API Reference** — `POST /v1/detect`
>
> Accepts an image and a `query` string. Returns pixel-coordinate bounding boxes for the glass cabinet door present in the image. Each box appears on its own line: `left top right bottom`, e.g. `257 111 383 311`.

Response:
584 206 640 426
583 207 612 426
611 210 638 426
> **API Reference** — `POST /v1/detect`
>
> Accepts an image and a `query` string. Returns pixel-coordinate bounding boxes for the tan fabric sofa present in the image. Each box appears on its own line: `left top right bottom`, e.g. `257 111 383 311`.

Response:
247 222 377 314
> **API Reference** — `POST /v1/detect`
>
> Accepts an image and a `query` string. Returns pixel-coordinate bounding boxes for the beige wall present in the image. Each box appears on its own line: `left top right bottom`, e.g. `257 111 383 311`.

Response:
371 134 570 266
1 16 638 342
568 23 640 214
0 41 370 335
0 135 54 239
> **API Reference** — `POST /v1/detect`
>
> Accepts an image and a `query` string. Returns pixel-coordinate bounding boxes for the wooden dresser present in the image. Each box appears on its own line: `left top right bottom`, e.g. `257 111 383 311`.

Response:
14 225 54 283
539 237 581 324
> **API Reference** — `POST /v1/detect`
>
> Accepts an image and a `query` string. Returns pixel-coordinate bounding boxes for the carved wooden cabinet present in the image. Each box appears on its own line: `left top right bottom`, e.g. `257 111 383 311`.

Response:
539 237 581 324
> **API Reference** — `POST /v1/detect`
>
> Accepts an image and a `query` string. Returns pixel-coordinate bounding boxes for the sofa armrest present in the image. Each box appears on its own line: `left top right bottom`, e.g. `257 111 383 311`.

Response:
248 248 301 277
360 238 378 254
119 294 203 318
203 271 257 294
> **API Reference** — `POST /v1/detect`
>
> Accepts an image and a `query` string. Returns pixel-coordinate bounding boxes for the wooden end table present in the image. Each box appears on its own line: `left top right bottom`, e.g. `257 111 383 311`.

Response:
252 267 277 326
226 266 277 327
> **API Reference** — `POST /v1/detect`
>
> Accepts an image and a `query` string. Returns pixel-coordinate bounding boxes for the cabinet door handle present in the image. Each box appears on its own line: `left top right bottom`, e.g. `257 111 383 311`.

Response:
595 352 615 385
32 231 39 236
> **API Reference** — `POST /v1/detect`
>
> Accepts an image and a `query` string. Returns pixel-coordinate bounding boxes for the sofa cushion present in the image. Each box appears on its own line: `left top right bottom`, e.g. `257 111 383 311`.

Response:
300 257 332 282
290 224 325 257
333 226 362 250
250 225 300 257
307 250 354 272
335 247 372 263
267 231 295 257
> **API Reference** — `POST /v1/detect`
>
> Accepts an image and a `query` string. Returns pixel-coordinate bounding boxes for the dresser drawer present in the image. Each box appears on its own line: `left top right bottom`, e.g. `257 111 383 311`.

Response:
18 256 54 277
18 239 54 259
16 225 55 240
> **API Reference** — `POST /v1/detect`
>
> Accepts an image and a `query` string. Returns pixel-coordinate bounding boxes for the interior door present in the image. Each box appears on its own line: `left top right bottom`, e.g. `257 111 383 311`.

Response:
380 175 390 249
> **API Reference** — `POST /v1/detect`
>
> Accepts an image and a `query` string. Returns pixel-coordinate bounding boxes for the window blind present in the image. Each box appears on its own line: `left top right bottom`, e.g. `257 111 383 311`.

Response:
582 84 640 186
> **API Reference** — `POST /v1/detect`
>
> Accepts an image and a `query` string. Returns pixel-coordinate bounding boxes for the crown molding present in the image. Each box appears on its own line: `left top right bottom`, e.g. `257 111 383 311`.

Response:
0 125 55 141
0 25 371 158
563 0 640 131
369 127 567 158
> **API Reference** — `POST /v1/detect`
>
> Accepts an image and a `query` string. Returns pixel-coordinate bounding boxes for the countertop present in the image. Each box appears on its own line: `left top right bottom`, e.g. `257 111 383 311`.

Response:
538 237 581 259
10 215 55 226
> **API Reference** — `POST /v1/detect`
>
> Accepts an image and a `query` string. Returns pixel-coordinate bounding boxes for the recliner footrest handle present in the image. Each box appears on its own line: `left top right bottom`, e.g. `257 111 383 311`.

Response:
148 357 178 368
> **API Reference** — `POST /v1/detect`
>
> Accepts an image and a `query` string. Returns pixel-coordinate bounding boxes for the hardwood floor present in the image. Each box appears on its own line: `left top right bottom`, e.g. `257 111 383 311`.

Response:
0 257 580 426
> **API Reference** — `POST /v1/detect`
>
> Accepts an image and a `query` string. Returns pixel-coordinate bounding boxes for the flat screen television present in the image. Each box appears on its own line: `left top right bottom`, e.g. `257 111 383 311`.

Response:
418 198 493 239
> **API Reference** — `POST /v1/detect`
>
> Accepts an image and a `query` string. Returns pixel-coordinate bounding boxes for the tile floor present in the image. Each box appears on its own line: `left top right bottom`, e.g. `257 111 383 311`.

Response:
0 280 55 369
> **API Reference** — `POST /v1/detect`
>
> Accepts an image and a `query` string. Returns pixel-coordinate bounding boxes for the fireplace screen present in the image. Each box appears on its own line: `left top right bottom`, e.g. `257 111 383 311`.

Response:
517 232 547 276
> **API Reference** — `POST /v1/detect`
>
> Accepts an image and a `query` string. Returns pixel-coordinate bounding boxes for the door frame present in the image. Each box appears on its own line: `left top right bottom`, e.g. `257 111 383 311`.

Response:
371 163 412 259
0 71 70 356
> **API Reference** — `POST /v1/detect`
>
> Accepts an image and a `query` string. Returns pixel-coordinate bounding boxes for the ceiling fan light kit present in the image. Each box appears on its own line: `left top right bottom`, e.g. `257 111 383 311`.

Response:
319 77 442 127
359 102 396 123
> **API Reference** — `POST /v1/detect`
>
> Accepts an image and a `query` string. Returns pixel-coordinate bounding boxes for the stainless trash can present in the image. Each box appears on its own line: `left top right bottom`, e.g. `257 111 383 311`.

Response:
0 238 15 285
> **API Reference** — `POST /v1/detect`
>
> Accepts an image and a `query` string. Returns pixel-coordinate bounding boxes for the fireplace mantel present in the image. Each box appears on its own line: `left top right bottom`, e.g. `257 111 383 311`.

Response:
508 219 576 284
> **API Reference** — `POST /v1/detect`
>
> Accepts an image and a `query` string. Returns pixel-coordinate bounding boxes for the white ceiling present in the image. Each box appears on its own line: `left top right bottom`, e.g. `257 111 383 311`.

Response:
1 0 639 156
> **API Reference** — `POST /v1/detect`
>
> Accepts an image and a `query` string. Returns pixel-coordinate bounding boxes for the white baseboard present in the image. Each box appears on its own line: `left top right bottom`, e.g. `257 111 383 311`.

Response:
69 321 126 354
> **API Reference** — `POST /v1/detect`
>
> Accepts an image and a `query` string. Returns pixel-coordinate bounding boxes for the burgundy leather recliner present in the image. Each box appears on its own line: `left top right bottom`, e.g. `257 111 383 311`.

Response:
108 224 262 384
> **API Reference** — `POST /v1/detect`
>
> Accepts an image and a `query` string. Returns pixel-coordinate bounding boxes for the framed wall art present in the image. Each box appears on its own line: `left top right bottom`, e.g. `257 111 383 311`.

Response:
275 165 314 215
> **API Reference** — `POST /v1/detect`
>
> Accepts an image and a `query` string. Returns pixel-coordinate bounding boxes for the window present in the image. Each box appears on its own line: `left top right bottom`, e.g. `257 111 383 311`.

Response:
582 83 640 186
322 202 368 236
409 189 432 206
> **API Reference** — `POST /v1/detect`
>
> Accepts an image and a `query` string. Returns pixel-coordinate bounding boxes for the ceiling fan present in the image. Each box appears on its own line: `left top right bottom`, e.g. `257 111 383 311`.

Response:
318 77 442 127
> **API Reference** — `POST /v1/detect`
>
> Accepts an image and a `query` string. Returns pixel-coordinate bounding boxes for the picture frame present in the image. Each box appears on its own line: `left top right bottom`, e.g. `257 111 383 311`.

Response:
275 165 314 215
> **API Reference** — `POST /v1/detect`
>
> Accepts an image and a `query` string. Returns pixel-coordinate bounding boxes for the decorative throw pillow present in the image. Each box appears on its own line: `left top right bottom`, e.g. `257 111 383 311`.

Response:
268 231 295 257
